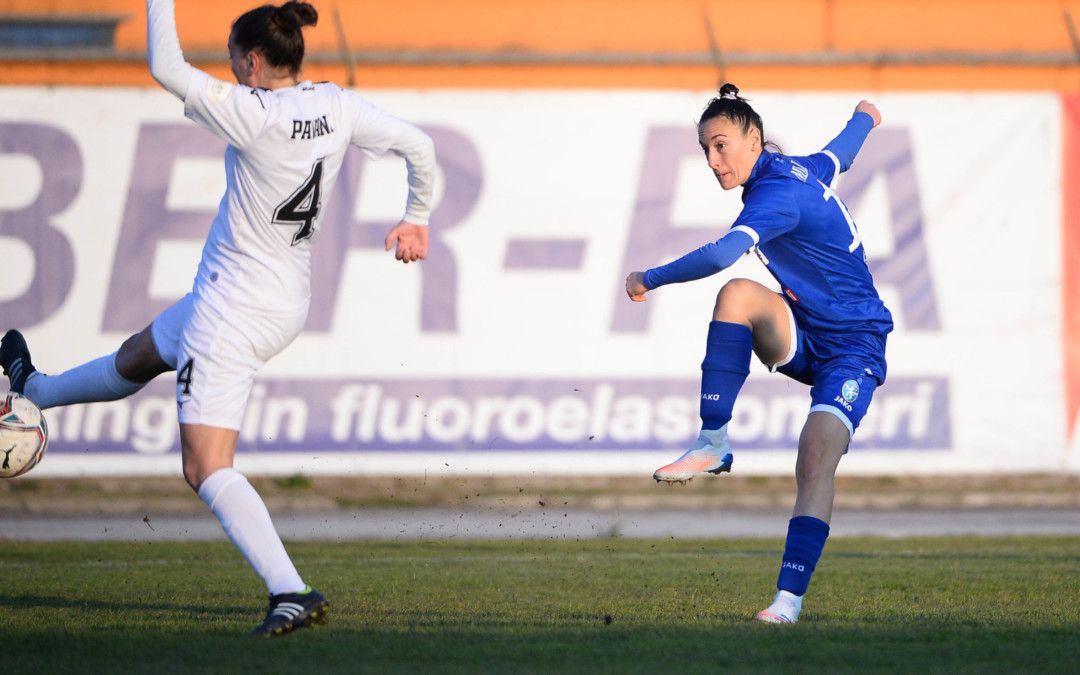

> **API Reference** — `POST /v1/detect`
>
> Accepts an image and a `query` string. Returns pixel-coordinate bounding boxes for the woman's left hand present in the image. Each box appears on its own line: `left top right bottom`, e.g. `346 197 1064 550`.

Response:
855 100 881 128
385 221 429 263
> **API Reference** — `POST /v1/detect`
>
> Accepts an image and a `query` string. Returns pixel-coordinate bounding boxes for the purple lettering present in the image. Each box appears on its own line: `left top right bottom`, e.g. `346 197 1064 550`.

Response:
103 124 224 332
0 123 79 327
309 125 481 333
503 239 586 269
40 374 950 454
612 127 718 332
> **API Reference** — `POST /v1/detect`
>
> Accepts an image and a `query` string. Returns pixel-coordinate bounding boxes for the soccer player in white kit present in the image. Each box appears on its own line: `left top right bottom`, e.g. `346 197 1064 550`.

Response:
1 0 436 636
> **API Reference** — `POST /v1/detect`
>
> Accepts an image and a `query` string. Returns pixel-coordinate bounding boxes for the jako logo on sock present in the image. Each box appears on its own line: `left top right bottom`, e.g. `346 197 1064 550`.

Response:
781 561 806 572
701 393 720 400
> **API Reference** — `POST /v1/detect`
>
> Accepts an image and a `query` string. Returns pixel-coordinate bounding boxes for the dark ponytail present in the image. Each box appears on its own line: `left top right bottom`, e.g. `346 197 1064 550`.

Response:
231 1 318 76
700 84 780 152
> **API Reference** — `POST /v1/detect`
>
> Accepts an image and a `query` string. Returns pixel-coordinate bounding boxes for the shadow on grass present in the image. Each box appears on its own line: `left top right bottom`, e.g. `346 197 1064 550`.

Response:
321 620 1080 674
3 606 1078 674
0 592 248 617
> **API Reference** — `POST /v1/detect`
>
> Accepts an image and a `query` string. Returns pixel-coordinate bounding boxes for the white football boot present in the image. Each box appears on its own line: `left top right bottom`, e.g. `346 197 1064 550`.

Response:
754 590 803 624
652 425 733 485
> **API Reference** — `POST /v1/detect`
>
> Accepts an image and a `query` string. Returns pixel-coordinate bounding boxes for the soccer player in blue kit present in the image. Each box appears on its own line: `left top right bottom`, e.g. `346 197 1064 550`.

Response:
625 84 891 623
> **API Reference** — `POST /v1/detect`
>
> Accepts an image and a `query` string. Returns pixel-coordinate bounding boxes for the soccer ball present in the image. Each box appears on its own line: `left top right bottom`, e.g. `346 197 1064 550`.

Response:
0 391 48 478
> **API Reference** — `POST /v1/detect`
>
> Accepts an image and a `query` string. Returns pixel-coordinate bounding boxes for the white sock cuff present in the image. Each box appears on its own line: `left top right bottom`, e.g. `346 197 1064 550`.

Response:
778 589 804 607
197 467 246 511
700 425 728 445
101 351 145 398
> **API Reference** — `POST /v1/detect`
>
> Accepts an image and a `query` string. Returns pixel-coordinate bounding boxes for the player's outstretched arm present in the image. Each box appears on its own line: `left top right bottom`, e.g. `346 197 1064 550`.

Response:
822 101 881 173
385 221 429 264
633 229 756 295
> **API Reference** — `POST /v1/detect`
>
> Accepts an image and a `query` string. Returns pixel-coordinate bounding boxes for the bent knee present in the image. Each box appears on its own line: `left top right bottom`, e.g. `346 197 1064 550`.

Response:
713 278 774 320
182 460 204 492
183 457 229 493
116 330 170 383
715 278 765 304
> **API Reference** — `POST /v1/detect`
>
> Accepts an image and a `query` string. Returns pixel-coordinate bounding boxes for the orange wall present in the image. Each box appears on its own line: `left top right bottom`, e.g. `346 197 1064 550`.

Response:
4 0 1080 89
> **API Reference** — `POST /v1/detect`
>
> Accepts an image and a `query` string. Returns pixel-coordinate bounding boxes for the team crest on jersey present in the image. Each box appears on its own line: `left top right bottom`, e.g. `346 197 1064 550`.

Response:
841 379 860 403
206 77 232 104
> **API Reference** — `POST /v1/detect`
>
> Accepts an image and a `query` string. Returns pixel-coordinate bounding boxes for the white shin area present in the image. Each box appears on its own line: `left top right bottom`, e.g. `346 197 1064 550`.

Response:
23 352 145 409
197 467 305 596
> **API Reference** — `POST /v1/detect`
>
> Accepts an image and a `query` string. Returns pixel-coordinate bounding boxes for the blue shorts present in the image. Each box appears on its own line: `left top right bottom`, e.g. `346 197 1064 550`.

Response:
770 301 888 438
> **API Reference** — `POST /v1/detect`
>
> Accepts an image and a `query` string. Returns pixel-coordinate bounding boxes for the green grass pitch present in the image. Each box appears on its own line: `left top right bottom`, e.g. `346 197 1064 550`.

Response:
2 536 1078 674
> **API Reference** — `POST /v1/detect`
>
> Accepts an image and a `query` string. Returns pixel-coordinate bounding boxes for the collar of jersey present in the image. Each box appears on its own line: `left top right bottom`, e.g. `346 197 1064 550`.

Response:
741 151 774 198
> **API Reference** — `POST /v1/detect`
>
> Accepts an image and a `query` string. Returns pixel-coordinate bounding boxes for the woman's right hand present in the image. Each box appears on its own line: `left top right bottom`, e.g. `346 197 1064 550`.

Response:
625 271 649 302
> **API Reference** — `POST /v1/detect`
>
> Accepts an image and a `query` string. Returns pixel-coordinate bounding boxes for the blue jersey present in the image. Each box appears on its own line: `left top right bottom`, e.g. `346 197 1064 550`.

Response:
644 112 893 338
734 151 893 336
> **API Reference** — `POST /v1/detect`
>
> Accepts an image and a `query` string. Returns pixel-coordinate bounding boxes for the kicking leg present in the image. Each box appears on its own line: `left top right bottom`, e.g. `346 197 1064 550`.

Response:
6 294 190 408
654 279 791 484
13 325 170 409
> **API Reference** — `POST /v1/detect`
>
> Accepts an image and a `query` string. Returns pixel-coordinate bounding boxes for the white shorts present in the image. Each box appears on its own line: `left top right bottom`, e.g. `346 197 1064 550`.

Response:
151 293 307 430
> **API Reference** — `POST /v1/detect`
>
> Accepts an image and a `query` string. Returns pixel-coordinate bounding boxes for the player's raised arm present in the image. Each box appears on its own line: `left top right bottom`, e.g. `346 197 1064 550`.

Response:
146 0 194 100
821 101 881 174
854 100 882 127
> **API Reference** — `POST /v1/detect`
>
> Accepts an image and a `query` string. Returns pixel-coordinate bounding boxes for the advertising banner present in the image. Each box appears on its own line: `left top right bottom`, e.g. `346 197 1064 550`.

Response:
0 89 1069 475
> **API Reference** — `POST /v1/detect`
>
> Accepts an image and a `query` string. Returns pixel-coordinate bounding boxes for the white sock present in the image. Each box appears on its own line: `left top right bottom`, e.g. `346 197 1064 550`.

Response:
699 425 728 448
197 468 306 595
23 352 145 409
766 590 803 621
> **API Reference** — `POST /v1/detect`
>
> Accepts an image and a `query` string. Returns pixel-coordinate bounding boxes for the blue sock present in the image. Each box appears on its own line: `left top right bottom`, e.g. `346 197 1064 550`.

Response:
699 321 752 430
776 516 830 596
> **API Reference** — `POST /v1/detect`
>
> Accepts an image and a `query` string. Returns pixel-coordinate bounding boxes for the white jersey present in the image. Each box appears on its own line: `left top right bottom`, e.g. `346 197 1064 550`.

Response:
147 0 435 313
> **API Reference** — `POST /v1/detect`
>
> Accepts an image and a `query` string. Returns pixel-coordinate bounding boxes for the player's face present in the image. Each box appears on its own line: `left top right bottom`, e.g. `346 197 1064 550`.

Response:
698 116 760 190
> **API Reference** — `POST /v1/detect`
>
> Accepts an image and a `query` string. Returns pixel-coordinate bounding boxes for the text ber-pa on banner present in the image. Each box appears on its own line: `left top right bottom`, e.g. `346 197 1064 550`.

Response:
0 89 1068 475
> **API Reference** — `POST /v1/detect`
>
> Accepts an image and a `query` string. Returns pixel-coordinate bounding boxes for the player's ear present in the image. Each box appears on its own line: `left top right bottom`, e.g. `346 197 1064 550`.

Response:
245 50 259 77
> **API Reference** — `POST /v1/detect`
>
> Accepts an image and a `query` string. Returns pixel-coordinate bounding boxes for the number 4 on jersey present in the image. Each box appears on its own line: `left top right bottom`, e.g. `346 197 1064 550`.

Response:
177 358 194 396
274 159 324 245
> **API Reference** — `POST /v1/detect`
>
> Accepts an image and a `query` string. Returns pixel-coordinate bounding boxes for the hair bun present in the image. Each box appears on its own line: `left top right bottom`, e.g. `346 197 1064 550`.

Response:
718 83 740 100
279 1 318 29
